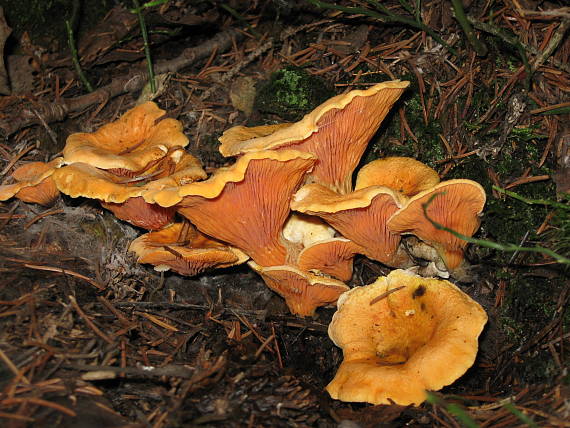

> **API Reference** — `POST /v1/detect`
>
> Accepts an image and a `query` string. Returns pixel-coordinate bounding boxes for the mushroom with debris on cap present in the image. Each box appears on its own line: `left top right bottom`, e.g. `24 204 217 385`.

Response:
355 157 440 196
219 80 410 194
62 101 189 174
0 158 63 206
249 262 349 317
53 148 206 230
387 179 486 271
167 150 316 267
326 269 487 405
296 237 362 282
282 213 361 282
291 182 413 267
129 222 249 276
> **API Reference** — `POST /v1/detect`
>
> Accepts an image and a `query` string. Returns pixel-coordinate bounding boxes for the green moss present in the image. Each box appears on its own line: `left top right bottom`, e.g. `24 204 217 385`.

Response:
255 67 334 121
366 92 445 168
499 268 568 384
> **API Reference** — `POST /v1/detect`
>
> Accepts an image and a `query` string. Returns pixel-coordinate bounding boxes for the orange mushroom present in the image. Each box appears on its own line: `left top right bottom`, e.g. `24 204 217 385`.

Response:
219 80 410 194
130 222 248 276
355 157 440 196
172 150 316 266
249 262 349 317
387 179 486 270
0 158 63 206
53 149 206 230
291 183 412 267
63 101 189 173
326 269 487 405
296 238 362 282
281 213 361 282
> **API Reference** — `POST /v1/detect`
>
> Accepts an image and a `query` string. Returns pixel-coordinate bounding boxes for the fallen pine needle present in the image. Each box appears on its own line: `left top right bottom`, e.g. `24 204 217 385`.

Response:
1 397 77 417
369 286 406 305
22 263 105 290
69 295 114 345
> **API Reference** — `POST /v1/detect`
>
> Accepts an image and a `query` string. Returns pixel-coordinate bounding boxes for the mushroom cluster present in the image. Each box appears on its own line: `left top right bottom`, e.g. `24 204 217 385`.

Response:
2 81 489 405
1 82 486 317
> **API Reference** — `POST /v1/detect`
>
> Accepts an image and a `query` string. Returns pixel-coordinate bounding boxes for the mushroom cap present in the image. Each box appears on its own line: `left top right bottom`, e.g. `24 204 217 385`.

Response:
219 80 409 194
218 123 291 144
0 158 63 206
387 179 486 270
52 150 205 229
174 150 316 267
129 222 249 275
249 261 349 317
326 269 487 405
281 214 359 281
63 102 189 171
53 163 145 203
297 237 361 282
355 157 440 196
291 183 410 266
101 197 176 230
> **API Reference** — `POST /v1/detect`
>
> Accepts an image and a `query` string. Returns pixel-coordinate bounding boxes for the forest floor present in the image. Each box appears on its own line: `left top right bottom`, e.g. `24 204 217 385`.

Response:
0 1 568 427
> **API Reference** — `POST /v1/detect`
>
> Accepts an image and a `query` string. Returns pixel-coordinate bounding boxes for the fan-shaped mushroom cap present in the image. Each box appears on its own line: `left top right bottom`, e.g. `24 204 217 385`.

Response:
53 163 176 230
291 183 411 267
249 262 349 317
53 163 146 202
174 150 316 267
63 102 189 171
297 238 362 282
281 214 359 281
130 222 248 276
387 179 486 270
53 150 205 230
219 80 409 194
101 197 176 230
326 269 487 405
355 157 440 196
0 158 63 206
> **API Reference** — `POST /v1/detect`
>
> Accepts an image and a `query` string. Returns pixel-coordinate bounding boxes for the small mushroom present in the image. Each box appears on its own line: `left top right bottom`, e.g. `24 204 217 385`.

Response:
63 101 189 173
387 179 486 270
0 158 63 206
249 262 349 317
297 238 362 282
172 150 316 266
326 269 487 405
282 213 361 281
291 183 412 267
219 80 409 194
129 222 248 275
355 157 440 196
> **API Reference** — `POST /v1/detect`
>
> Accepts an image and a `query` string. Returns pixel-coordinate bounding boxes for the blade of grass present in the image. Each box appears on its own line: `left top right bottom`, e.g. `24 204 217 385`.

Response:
65 19 93 92
426 393 480 428
502 402 539 428
492 186 570 211
133 0 156 94
450 0 487 56
421 193 570 265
